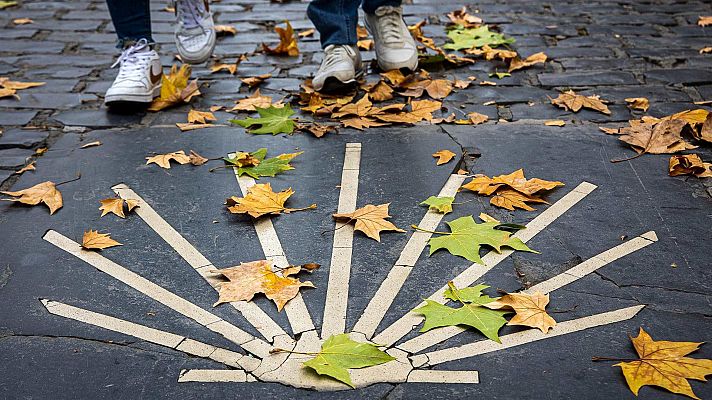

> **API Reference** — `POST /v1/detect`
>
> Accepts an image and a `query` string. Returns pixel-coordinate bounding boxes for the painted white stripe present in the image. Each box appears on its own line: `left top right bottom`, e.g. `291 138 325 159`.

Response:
409 305 644 367
42 230 271 359
372 182 597 347
234 173 315 335
322 143 361 338
352 174 467 339
112 184 288 344
407 370 480 384
178 369 248 383
397 230 656 353
42 299 258 371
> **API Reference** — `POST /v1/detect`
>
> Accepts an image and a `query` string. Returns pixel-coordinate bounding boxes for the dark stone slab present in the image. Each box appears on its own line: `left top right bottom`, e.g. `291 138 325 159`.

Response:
0 93 97 110
0 29 38 39
558 57 650 71
0 40 65 54
509 103 631 122
463 86 556 104
0 168 14 184
51 109 145 128
0 148 34 169
647 103 712 118
555 35 622 47
578 85 692 103
538 71 638 87
0 129 49 149
645 69 712 85
0 110 37 126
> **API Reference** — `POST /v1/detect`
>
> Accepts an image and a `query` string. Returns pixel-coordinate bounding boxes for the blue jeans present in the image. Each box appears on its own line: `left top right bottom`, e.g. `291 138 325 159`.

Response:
106 0 154 48
307 0 401 48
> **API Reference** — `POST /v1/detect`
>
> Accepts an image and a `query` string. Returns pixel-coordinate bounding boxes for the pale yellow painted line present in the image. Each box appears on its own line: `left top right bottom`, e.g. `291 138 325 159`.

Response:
352 174 467 339
322 143 361 338
407 370 480 384
397 230 656 354
42 230 271 359
234 173 315 335
373 182 597 347
42 299 258 371
178 369 248 383
112 184 287 344
410 305 644 367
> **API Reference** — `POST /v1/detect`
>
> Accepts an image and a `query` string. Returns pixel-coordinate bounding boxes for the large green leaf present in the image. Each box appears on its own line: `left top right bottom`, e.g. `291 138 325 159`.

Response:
428 215 536 264
420 196 455 214
444 26 515 51
223 148 300 179
443 283 498 304
303 334 395 387
230 104 296 134
415 282 509 342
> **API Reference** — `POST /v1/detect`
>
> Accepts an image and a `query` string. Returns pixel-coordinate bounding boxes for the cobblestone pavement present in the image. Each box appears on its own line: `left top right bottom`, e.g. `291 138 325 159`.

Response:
1 0 712 399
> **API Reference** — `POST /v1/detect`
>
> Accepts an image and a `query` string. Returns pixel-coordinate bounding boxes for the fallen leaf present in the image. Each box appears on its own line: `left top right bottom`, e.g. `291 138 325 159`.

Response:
491 189 548 211
453 79 472 89
226 182 315 218
34 147 47 155
508 52 547 72
332 95 373 118
240 73 272 88
14 162 35 175
551 90 610 115
408 20 439 51
479 80 497 86
225 148 300 179
669 154 712 178
262 20 299 56
432 149 456 165
303 333 395 388
610 328 712 399
447 6 483 28
484 292 556 333
210 105 223 112
80 141 102 149
187 109 216 124
698 16 712 27
0 1 18 9
333 203 405 241
409 99 442 121
214 25 237 35
471 44 517 61
444 25 514 51
145 150 191 169
12 17 33 25
341 117 389 130
425 79 453 99
82 230 122 250
700 47 712 54
148 64 200 112
0 87 18 99
357 39 373 50
381 70 407 86
662 109 710 124
298 28 315 38
0 78 45 90
426 216 535 264
368 80 394 102
545 119 566 126
420 196 454 214
625 97 650 112
99 198 127 218
698 113 712 143
211 259 316 310
230 104 295 134
1 181 62 214
210 62 237 75
189 150 208 166
462 169 564 196
456 112 488 125
415 282 510 342
176 123 221 131
230 89 274 112
618 119 697 156
478 212 500 223
297 122 335 138
488 71 511 79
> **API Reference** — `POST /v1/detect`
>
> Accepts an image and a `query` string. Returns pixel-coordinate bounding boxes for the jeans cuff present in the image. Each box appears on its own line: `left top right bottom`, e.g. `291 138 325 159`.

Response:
116 37 156 49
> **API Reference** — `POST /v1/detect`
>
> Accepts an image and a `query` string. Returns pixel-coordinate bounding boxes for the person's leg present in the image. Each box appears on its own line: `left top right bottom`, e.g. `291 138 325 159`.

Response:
307 0 359 48
362 0 417 71
361 0 401 15
106 0 153 48
174 0 216 64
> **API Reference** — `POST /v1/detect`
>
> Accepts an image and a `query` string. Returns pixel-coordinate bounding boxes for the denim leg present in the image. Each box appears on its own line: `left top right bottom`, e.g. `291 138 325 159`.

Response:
307 0 360 48
362 0 402 14
106 0 153 48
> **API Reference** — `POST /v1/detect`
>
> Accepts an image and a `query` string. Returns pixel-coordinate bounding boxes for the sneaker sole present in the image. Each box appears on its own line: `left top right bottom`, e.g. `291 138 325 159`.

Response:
105 85 161 106
318 69 365 94
177 32 216 64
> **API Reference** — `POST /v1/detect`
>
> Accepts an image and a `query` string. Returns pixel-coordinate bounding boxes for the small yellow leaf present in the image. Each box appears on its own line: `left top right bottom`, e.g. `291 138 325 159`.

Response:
214 25 237 35
484 292 556 333
82 230 122 250
12 17 33 24
298 28 315 38
262 20 299 56
240 74 272 88
187 109 217 124
625 97 650 112
432 149 457 165
145 150 191 168
14 162 36 175
226 183 316 218
508 52 547 72
189 150 209 166
80 141 102 149
333 203 405 242
698 16 712 26
544 120 566 126
551 90 610 115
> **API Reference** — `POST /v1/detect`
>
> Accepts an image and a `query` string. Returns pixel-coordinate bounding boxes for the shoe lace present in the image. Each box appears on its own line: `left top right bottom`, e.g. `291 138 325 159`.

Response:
321 45 351 70
176 0 206 31
375 6 404 44
111 39 152 79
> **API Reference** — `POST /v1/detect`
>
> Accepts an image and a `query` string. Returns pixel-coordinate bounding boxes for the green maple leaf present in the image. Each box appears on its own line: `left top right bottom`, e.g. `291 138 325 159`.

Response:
427 215 536 264
420 196 455 214
230 104 295 135
443 283 498 304
303 334 395 388
415 282 510 342
223 148 301 179
444 26 515 51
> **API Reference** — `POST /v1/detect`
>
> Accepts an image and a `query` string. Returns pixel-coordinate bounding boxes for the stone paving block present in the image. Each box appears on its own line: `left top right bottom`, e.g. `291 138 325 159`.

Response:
587 25 660 36
2 29 38 39
696 85 712 100
51 110 144 128
555 36 622 47
538 71 638 87
558 57 650 71
464 86 555 104
17 80 79 94
626 47 700 59
0 64 18 75
0 40 65 54
0 93 97 110
0 129 49 150
0 148 34 169
645 68 712 85
0 169 14 185
499 24 577 36
509 103 631 122
0 111 37 127
519 46 616 59
578 86 692 103
647 103 712 118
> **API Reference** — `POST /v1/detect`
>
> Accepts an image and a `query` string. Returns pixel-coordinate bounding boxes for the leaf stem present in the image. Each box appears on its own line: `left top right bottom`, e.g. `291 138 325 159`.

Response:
270 348 317 356
591 356 637 362
288 204 317 213
55 173 82 186
411 224 451 235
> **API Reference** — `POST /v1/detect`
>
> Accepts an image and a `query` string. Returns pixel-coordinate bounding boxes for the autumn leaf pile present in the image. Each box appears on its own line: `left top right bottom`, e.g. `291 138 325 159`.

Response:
461 169 565 211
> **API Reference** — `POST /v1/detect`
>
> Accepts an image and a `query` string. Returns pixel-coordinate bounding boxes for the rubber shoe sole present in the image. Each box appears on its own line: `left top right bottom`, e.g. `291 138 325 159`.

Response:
105 85 161 106
177 31 216 64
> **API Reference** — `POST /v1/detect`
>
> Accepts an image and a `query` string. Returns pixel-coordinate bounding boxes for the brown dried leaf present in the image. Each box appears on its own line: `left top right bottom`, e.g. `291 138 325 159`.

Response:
357 39 374 50
447 6 482 28
145 150 191 168
298 28 315 38
333 203 405 241
187 109 217 124
226 183 315 218
625 97 650 112
433 149 456 165
214 25 237 35
544 119 566 127
189 150 209 166
456 112 488 125
1 181 62 214
491 189 548 211
240 73 272 88
425 79 453 99
669 154 712 178
341 117 388 130
81 230 122 250
698 16 712 26
12 17 33 24
230 89 274 112
508 52 547 72
99 197 138 218
551 90 610 115
484 292 556 333
0 78 45 90
148 64 200 111
262 20 299 56
462 169 564 196
176 123 219 131
479 80 497 86
368 80 394 102
618 119 697 155
14 161 35 175
381 70 407 86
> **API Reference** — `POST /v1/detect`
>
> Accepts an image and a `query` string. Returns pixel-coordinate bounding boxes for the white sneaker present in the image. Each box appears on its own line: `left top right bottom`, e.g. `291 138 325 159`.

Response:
313 44 363 92
174 0 216 64
364 6 418 71
105 39 162 105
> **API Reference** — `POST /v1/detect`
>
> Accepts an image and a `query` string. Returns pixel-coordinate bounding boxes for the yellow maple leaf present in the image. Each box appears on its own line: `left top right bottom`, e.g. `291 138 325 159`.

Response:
262 20 299 56
484 291 556 333
462 169 564 196
187 109 216 124
0 78 45 90
82 230 122 250
99 198 139 218
625 97 650 112
240 73 272 88
226 183 316 218
551 90 610 115
1 181 62 214
148 64 200 112
491 189 548 211
211 260 317 311
698 16 712 27
508 52 547 72
333 203 405 242
230 89 273 112
669 154 712 178
145 150 191 169
432 149 456 165
610 328 712 399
